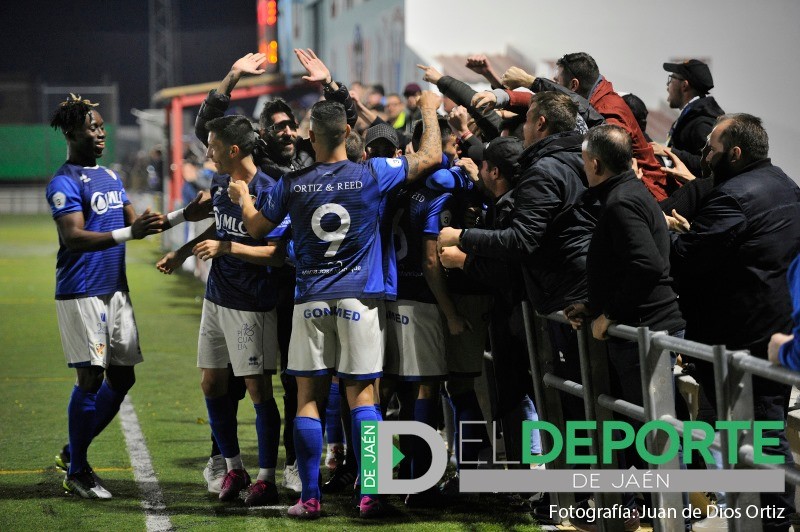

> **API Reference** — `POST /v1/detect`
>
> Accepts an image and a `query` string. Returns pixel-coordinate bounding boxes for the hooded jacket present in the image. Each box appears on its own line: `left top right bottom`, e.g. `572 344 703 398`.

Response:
459 130 597 313
667 95 725 177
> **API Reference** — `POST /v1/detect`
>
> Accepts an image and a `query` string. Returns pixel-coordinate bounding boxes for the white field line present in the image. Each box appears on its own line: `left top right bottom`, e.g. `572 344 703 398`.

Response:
119 396 174 532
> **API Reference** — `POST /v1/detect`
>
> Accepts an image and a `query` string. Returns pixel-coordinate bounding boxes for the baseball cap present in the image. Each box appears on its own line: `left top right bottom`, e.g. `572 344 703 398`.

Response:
403 83 422 97
469 137 523 178
365 122 400 149
663 59 714 94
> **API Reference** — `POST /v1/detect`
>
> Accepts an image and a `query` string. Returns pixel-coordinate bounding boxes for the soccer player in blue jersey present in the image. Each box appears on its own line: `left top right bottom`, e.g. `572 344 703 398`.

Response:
156 115 286 505
383 179 472 507
46 94 164 499
228 89 442 519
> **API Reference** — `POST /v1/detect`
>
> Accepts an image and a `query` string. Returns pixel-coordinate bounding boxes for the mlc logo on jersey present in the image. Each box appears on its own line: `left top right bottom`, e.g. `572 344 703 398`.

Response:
91 191 124 215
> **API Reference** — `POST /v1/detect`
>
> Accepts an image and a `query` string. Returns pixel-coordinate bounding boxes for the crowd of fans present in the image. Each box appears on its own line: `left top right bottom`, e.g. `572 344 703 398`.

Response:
60 47 799 530
172 48 800 530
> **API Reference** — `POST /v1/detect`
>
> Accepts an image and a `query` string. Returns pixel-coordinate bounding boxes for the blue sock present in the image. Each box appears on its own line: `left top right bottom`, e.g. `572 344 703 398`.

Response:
254 399 281 469
294 416 323 501
351 405 378 498
325 382 343 444
92 380 127 438
449 391 489 469
205 395 239 458
67 385 97 475
412 398 437 479
374 403 383 422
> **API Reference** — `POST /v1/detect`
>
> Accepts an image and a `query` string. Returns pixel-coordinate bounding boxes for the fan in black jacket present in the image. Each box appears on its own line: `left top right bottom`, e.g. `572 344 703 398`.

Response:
670 114 800 531
438 92 598 453
194 50 357 179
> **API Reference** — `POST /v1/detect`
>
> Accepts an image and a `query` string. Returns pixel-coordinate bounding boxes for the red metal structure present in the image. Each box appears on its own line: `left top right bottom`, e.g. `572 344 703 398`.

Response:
154 76 285 210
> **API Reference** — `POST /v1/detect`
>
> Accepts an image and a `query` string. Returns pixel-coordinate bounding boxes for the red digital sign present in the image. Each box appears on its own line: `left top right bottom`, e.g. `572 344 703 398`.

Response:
257 0 279 70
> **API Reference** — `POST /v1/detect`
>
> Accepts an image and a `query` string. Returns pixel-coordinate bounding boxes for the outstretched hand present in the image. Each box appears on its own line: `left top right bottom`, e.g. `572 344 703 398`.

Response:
295 48 332 84
231 53 267 76
131 208 164 239
184 190 213 222
660 147 696 183
664 209 690 233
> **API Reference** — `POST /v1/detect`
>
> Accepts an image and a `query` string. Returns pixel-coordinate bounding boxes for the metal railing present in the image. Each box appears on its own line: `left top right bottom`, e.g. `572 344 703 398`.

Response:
516 302 800 532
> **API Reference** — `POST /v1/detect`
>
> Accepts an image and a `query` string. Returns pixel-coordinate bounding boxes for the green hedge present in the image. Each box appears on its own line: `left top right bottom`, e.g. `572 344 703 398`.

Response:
0 125 115 181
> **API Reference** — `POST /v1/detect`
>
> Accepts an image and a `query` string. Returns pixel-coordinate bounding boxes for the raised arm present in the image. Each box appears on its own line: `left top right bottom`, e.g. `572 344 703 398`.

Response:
418 64 502 140
465 54 503 89
195 53 266 145
294 48 357 127
404 90 442 182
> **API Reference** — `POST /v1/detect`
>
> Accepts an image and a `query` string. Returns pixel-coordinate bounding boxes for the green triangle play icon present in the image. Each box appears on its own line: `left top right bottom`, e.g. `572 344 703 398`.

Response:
392 445 405 468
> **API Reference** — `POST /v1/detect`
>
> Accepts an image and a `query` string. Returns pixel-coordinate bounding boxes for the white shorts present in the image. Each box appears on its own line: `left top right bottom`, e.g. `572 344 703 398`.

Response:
384 300 447 380
197 300 279 377
287 298 384 380
445 294 491 377
56 292 143 369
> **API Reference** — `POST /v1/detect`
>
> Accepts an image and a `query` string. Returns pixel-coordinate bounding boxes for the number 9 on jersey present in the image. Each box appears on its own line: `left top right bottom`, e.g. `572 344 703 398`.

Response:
311 203 351 257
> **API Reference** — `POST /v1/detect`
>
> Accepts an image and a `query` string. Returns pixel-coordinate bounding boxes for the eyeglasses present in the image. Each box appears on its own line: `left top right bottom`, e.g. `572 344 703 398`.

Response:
667 74 685 85
270 119 297 132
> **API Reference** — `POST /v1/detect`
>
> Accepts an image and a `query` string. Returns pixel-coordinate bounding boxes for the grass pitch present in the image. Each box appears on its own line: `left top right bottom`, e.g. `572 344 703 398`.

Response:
0 214 542 531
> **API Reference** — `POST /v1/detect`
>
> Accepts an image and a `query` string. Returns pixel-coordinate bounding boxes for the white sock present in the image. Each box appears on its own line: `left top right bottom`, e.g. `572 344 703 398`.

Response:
225 455 244 471
257 468 275 482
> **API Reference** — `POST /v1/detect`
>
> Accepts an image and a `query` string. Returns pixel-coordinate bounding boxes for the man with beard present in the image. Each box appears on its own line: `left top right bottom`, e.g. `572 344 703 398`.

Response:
651 59 725 178
193 49 356 494
671 114 800 532
195 50 356 179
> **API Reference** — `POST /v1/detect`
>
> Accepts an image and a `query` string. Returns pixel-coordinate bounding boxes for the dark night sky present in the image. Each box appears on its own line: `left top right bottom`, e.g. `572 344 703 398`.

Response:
3 1 261 124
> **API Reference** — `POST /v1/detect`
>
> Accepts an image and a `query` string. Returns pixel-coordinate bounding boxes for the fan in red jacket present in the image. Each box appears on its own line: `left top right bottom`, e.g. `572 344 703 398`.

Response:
473 52 681 201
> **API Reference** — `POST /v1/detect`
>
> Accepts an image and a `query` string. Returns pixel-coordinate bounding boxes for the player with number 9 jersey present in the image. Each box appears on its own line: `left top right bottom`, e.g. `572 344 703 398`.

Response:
261 157 407 303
